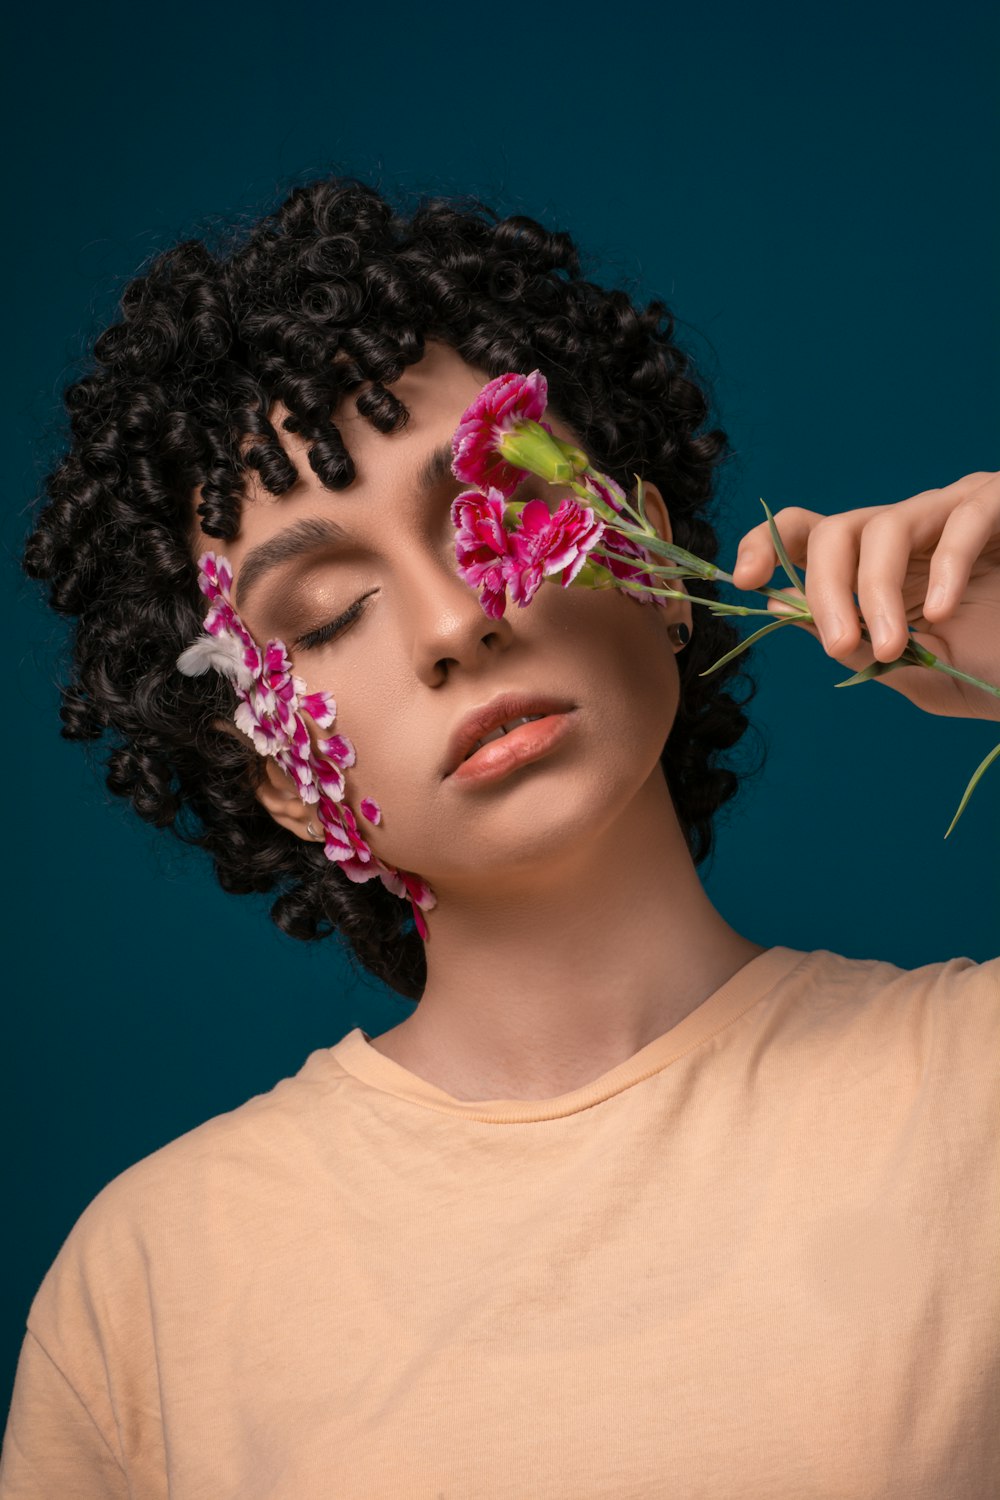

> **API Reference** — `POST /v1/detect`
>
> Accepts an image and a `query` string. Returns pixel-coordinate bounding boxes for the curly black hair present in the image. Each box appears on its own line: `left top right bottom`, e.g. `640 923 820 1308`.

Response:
23 175 763 1002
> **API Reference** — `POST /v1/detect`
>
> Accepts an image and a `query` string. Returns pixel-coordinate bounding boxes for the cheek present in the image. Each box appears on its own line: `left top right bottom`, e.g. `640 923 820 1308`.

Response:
619 610 679 726
319 674 418 852
558 588 679 734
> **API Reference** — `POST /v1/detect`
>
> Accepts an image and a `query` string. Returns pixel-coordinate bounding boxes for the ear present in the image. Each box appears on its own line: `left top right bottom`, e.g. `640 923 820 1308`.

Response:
211 714 318 843
255 755 317 843
632 480 693 638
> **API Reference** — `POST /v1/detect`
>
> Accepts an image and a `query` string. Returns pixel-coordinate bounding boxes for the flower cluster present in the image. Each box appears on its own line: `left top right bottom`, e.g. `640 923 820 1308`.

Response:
176 553 435 939
451 487 607 617
450 371 666 618
448 369 1000 841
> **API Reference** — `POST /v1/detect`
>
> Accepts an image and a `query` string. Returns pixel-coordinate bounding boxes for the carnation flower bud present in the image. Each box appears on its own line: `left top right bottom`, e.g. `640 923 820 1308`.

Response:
568 557 617 590
496 421 587 485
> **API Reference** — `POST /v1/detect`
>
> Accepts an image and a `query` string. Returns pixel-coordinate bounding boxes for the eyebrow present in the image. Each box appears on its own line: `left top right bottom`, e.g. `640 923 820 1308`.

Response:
234 439 457 610
416 440 456 493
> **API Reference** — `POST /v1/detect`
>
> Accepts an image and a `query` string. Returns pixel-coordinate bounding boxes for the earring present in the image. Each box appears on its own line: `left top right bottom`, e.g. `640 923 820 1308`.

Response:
668 622 691 649
306 820 320 840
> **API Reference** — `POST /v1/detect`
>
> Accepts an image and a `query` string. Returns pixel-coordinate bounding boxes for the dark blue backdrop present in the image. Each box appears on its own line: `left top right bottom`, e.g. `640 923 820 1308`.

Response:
4 0 998 1420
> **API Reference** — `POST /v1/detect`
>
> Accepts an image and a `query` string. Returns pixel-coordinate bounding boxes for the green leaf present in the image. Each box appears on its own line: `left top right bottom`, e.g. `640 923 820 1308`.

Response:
943 736 1000 839
697 616 794 677
633 473 651 528
833 658 909 687
759 497 805 594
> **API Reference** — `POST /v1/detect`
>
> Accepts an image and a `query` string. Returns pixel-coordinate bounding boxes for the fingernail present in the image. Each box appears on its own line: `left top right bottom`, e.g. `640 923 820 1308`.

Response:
926 584 946 611
818 615 843 652
870 615 890 651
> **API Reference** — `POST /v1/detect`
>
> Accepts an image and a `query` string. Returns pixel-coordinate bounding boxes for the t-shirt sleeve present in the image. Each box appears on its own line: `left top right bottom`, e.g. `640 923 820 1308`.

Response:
0 1330 128 1499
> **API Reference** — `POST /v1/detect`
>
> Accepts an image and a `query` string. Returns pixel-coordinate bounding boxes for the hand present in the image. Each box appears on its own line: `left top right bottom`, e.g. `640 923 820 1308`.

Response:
731 471 1000 721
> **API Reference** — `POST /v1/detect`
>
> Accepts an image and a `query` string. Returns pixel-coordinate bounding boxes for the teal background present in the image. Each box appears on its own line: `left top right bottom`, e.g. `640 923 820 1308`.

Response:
3 0 998 1421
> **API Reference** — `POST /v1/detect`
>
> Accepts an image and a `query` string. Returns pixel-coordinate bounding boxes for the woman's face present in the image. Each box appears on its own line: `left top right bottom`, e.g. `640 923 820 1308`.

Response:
197 342 688 895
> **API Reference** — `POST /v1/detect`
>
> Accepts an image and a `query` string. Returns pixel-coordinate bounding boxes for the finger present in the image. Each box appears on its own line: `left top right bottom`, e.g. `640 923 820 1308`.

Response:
855 510 915 660
923 481 1000 618
797 518 864 655
765 585 876 675
731 507 824 589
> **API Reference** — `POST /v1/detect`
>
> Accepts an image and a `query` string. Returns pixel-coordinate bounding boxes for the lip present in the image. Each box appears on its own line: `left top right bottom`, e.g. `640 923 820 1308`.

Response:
442 692 577 779
449 711 578 786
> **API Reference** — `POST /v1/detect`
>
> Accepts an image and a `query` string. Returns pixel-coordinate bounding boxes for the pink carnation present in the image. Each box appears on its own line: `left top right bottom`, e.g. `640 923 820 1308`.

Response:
451 487 514 619
505 498 605 607
598 528 664 600
451 370 548 496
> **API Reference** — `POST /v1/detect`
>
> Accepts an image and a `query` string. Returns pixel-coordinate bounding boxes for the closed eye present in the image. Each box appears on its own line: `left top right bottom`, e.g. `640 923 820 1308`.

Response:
294 590 377 651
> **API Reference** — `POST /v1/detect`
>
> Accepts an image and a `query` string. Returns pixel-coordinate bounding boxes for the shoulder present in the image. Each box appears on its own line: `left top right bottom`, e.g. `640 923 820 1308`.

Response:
777 944 998 1019
772 945 999 1095
89 1040 347 1212
24 1043 352 1356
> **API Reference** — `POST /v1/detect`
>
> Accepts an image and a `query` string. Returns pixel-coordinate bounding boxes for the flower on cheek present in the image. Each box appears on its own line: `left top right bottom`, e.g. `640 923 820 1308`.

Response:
176 551 436 936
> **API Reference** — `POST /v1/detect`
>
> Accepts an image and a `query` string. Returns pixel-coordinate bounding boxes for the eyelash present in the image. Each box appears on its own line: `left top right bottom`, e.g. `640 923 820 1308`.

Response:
295 590 376 651
291 481 472 652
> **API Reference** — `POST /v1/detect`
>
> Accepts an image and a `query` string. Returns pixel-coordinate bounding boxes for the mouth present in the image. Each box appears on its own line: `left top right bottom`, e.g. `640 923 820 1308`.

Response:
455 713 577 784
443 693 576 779
460 712 547 762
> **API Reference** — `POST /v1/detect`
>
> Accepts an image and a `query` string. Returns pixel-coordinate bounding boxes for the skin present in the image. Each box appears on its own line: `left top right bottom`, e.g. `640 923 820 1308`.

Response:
196 341 766 1102
196 340 1000 1101
732 475 1000 721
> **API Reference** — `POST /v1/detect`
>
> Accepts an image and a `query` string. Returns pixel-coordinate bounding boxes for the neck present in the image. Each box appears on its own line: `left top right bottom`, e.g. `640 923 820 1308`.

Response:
369 770 765 1101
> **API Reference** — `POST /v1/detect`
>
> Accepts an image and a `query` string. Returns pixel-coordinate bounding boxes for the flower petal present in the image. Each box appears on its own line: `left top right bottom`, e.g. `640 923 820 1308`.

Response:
450 370 549 494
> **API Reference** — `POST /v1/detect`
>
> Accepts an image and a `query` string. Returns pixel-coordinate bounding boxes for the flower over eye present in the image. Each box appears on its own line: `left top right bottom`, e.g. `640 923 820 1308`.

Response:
450 370 549 496
451 486 514 619
505 497 605 607
449 371 664 622
176 552 436 940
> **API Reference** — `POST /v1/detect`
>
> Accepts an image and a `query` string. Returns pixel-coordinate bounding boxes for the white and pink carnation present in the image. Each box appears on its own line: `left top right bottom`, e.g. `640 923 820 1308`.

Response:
177 551 436 940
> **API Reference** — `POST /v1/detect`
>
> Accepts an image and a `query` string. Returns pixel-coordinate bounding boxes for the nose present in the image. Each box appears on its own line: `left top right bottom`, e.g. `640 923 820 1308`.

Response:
402 543 515 683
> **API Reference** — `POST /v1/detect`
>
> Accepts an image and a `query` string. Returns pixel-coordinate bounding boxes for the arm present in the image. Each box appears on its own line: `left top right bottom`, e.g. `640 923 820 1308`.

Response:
0 1331 129 1499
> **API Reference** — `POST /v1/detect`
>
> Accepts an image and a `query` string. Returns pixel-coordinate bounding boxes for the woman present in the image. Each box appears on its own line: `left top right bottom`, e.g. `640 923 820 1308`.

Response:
2 177 997 1497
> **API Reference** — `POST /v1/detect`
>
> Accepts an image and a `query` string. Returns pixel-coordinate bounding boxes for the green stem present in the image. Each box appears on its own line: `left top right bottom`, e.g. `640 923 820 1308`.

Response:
901 638 1000 701
593 545 814 613
696 617 797 676
603 571 799 618
634 474 652 529
569 473 650 533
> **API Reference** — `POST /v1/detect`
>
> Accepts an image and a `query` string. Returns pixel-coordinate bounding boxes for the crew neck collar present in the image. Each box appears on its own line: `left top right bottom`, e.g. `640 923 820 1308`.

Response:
328 946 811 1124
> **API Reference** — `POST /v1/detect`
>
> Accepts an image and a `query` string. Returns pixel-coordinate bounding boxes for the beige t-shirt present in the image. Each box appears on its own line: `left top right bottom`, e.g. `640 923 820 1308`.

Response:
2 944 998 1498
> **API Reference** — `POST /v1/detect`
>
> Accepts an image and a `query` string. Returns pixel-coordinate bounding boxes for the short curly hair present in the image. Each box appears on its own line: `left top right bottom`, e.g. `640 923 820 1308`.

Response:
23 175 763 1002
